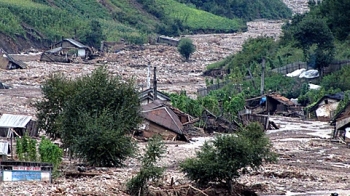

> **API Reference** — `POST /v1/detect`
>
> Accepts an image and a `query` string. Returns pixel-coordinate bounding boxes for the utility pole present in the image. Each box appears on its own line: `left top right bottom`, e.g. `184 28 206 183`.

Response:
153 67 157 101
260 58 265 95
147 62 151 89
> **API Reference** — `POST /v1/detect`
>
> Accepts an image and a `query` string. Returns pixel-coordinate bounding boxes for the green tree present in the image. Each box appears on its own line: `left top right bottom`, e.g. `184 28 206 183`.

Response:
34 66 141 167
292 17 335 75
317 0 350 41
33 74 75 139
177 38 196 61
127 136 166 196
80 20 105 49
180 122 276 193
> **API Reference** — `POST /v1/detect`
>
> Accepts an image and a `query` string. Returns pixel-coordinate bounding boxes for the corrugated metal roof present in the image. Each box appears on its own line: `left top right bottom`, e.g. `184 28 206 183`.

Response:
65 38 89 48
6 54 27 69
0 114 32 128
46 47 62 54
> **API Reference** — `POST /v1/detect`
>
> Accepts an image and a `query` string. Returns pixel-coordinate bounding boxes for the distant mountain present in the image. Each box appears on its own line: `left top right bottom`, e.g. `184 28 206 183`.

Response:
0 0 292 53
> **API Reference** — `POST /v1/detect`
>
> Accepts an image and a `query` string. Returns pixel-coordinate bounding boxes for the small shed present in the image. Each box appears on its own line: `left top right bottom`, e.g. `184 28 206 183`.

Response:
0 114 38 138
309 92 344 121
139 88 171 105
157 35 180 46
0 52 27 70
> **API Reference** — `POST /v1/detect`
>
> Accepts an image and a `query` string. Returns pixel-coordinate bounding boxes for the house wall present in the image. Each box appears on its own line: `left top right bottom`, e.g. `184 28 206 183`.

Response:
315 101 339 121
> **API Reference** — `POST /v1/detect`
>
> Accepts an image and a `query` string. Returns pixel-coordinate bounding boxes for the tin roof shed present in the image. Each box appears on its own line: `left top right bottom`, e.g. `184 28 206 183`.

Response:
0 114 32 128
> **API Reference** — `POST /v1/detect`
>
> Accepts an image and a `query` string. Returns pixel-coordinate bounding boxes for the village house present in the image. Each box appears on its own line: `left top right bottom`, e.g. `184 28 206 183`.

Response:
308 92 345 121
139 100 190 141
40 38 92 63
331 101 350 143
245 93 300 116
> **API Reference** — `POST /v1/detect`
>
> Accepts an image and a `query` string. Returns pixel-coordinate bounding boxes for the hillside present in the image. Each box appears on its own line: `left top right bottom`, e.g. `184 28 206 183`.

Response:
175 0 292 21
0 0 245 52
0 0 292 53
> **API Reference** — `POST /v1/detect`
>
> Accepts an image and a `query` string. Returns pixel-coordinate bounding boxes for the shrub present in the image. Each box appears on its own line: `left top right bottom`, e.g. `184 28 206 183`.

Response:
39 137 63 175
177 38 196 61
180 122 276 193
127 136 166 195
15 134 37 161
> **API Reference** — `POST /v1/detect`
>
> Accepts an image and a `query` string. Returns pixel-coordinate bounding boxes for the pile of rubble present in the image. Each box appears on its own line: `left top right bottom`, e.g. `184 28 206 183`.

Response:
282 0 310 14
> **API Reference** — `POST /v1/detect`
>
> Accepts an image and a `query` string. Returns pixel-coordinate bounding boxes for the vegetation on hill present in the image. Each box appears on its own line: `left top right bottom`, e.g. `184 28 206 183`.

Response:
176 0 293 21
204 0 350 104
0 0 248 49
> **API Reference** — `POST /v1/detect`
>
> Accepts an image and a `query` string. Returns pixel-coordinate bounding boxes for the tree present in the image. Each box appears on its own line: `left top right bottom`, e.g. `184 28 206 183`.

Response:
127 136 166 196
33 74 75 139
318 0 350 41
81 20 105 49
180 122 276 193
177 38 196 61
34 66 142 166
292 17 335 76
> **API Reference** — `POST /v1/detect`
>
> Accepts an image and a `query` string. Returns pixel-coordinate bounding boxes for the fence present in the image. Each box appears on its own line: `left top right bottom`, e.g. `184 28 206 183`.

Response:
197 81 240 97
324 60 350 74
271 61 307 75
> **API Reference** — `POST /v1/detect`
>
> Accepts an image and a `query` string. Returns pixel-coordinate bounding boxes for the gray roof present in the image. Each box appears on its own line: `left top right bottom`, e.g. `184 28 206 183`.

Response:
64 38 89 49
46 47 62 54
6 54 27 69
0 114 32 128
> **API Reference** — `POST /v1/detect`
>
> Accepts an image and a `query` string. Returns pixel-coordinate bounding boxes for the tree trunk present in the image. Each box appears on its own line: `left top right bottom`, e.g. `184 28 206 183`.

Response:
227 178 233 195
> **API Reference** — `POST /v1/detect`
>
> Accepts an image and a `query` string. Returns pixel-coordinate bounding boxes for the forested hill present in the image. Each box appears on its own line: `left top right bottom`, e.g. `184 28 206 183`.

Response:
175 0 292 21
0 0 292 53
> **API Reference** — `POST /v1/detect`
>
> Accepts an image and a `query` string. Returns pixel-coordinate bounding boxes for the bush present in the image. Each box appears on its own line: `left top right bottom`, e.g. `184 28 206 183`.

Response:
16 134 37 161
39 137 63 176
180 122 276 193
127 136 166 195
177 38 196 61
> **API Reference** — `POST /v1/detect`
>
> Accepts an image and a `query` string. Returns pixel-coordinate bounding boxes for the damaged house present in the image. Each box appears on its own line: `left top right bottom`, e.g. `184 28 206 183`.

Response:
246 93 300 116
40 38 92 63
0 51 27 70
139 100 195 141
331 101 350 143
201 109 240 133
308 92 345 121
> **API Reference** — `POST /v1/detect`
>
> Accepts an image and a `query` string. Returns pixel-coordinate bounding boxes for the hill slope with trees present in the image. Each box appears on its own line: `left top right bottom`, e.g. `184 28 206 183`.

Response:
0 0 292 53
